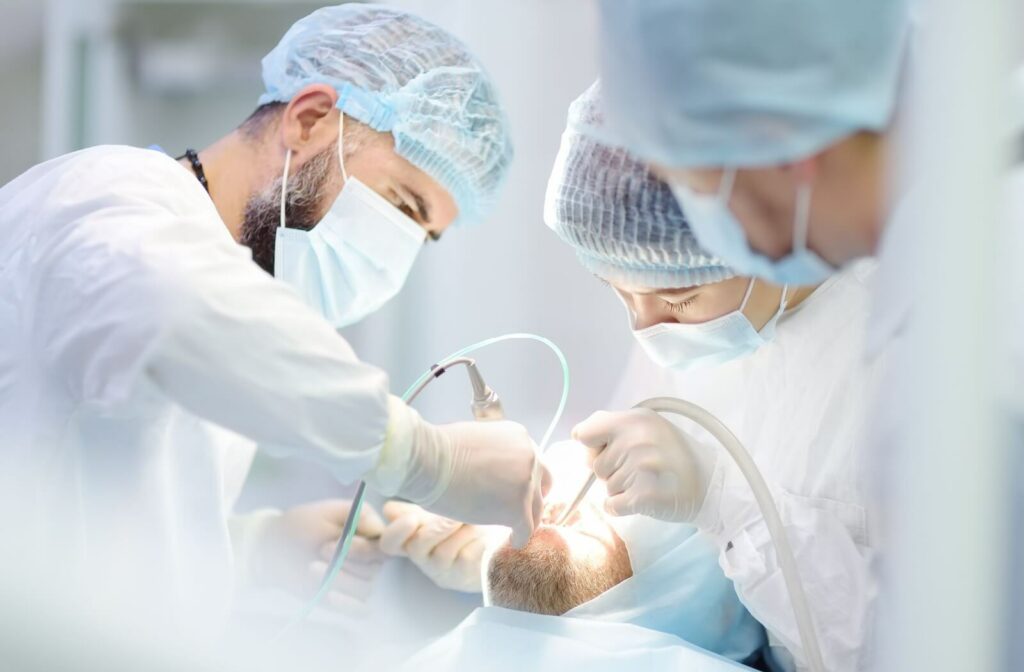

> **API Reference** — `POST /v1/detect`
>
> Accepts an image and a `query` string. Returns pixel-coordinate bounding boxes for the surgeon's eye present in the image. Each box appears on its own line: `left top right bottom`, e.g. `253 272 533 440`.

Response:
397 202 418 221
395 199 441 243
665 297 697 314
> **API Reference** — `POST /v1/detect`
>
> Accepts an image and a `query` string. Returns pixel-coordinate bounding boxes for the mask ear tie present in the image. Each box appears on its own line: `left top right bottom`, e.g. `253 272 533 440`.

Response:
739 277 757 312
279 149 292 230
793 181 812 250
339 113 350 184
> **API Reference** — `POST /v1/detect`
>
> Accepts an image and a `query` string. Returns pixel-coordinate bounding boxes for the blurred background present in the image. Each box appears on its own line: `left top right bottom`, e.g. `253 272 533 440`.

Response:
0 0 636 509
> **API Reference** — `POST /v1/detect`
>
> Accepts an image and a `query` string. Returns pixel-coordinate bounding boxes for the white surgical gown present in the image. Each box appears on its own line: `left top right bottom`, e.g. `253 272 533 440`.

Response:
609 261 882 672
0 146 391 631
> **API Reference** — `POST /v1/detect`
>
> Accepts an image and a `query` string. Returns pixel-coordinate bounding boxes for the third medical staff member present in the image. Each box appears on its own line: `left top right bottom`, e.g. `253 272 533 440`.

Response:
593 0 909 288
555 84 882 671
0 4 548 628
593 0 1022 669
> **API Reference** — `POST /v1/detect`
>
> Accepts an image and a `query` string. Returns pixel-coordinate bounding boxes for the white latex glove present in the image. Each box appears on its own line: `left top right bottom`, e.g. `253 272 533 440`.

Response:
572 408 718 523
379 501 504 593
231 499 386 609
368 398 551 548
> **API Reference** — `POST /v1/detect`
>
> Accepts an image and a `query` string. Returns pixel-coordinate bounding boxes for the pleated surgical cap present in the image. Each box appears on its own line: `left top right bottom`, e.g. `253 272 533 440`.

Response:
544 82 735 289
259 4 513 226
596 0 911 168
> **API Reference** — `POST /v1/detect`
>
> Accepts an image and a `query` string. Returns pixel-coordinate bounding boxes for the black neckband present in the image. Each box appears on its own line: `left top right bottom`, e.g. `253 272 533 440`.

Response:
181 148 209 193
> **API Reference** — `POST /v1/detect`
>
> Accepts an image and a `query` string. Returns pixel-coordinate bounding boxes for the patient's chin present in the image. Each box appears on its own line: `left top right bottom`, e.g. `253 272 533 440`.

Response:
485 525 632 616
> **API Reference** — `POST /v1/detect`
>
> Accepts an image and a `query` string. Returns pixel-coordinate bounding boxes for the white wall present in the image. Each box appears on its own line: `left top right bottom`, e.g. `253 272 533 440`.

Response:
0 0 43 184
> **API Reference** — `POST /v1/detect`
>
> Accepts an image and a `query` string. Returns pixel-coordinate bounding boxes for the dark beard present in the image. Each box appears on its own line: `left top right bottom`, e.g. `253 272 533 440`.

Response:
239 143 337 275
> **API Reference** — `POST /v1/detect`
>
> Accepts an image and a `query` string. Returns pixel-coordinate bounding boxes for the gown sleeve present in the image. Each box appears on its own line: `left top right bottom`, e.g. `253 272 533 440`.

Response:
32 149 392 482
701 467 874 672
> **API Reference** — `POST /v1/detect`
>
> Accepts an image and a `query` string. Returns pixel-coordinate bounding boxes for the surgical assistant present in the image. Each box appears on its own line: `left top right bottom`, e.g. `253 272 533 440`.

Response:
546 84 882 672
595 2 1023 669
594 0 906 285
0 4 548 629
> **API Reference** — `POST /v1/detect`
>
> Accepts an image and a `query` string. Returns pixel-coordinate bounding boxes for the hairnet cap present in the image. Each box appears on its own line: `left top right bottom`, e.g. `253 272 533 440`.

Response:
544 82 735 289
259 4 513 226
597 0 912 168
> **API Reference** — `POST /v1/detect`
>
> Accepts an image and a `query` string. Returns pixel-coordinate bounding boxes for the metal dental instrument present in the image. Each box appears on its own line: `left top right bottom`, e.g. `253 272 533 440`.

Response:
401 357 504 421
466 361 504 420
555 471 596 526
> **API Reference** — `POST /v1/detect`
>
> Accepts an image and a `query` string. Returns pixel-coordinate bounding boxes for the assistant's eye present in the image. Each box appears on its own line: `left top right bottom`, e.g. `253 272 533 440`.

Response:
665 297 698 314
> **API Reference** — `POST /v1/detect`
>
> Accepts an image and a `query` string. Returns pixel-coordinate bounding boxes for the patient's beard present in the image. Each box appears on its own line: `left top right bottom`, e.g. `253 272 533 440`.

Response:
485 528 632 616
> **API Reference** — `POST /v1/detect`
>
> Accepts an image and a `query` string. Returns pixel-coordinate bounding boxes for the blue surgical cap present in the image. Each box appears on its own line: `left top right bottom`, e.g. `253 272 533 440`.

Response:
597 0 912 167
259 4 513 226
544 82 734 289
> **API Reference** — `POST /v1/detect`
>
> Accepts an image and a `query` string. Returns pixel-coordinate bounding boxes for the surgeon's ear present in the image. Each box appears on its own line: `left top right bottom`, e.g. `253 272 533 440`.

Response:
279 83 340 157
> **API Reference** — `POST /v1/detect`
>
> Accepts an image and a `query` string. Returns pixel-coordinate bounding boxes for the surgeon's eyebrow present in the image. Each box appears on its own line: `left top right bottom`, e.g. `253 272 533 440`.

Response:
411 191 443 241
411 192 431 225
396 184 440 241
395 182 430 223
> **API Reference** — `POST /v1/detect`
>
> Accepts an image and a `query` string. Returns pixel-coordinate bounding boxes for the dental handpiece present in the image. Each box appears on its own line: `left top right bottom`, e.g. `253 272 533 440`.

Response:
466 361 504 421
401 358 504 421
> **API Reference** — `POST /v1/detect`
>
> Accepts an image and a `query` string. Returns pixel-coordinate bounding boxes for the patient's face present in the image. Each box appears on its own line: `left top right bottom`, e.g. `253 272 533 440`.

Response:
485 442 633 616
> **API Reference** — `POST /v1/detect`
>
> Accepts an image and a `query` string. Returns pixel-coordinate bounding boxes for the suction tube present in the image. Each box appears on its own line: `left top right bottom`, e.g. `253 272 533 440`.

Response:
635 397 825 672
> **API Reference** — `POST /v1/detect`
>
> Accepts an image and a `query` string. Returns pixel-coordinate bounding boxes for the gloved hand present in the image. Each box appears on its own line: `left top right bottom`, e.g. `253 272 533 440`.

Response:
572 408 718 523
368 398 551 548
230 499 386 609
379 501 504 593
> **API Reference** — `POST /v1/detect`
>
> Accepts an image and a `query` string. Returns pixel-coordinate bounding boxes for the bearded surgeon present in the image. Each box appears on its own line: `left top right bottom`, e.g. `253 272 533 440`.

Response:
0 4 549 630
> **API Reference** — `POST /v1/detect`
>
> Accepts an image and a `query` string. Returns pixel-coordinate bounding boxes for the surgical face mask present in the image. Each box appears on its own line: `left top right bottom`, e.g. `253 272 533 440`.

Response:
670 169 835 285
274 120 426 327
631 279 788 371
